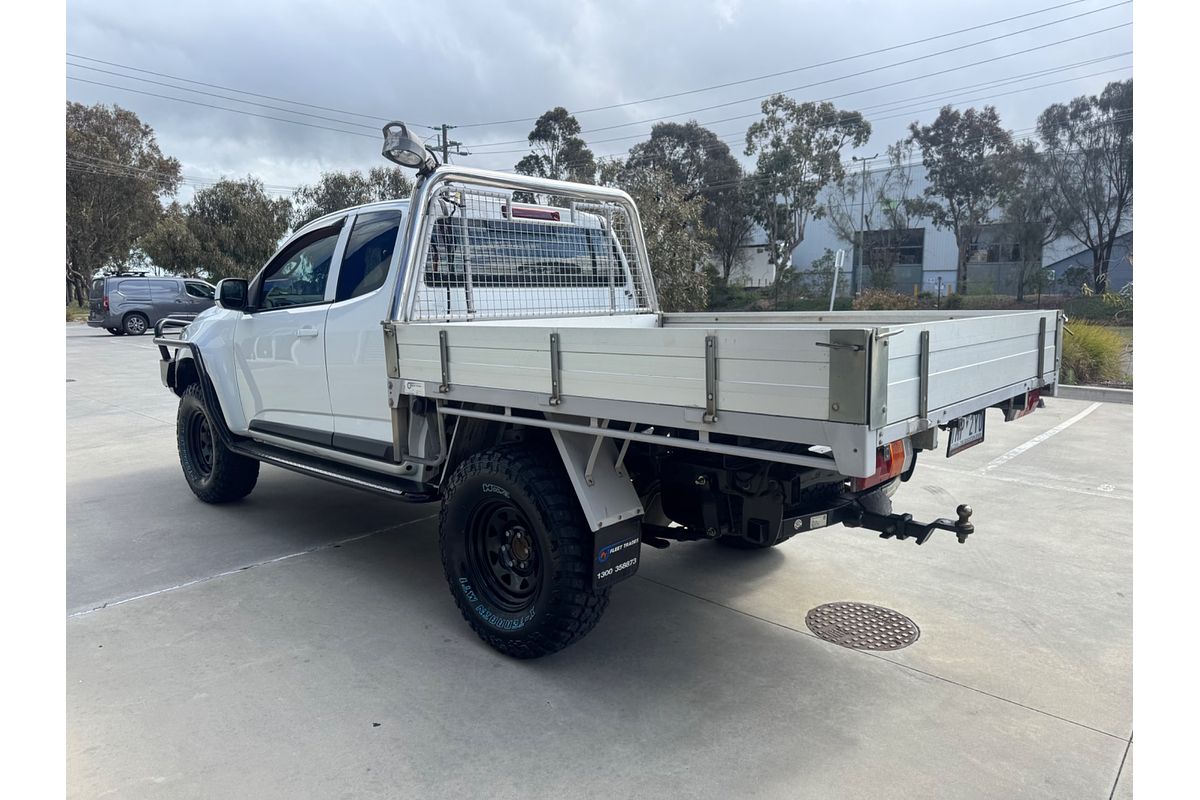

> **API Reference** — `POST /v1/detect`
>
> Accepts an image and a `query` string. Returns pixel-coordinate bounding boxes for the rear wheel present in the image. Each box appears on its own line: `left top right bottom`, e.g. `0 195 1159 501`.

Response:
177 383 259 503
123 312 149 336
439 444 608 659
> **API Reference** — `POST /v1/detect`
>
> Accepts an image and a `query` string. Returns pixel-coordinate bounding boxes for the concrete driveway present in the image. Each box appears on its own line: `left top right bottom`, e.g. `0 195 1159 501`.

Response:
65 323 1132 799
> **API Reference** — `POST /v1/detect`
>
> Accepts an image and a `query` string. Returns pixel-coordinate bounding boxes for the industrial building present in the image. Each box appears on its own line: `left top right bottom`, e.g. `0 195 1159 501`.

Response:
723 161 1132 296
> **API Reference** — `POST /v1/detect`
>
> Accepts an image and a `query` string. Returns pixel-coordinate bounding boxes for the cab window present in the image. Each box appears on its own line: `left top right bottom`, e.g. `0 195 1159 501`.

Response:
336 210 402 301
258 224 342 310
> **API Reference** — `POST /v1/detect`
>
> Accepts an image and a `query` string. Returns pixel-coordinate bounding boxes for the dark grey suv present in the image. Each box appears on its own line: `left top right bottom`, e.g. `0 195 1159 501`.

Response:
88 275 216 335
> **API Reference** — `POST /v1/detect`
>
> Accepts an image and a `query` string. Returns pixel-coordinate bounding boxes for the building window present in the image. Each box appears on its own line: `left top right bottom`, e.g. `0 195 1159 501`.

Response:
967 237 1023 264
861 228 924 267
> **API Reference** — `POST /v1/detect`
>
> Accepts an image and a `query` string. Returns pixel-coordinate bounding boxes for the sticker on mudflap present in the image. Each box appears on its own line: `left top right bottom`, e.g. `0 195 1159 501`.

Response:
593 522 641 590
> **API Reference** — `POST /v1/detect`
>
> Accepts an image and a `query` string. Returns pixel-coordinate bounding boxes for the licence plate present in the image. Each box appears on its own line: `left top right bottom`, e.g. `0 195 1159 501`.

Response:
946 411 986 457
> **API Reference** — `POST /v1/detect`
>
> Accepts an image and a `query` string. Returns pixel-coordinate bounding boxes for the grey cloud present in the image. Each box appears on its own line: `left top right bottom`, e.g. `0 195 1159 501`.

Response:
66 0 1133 200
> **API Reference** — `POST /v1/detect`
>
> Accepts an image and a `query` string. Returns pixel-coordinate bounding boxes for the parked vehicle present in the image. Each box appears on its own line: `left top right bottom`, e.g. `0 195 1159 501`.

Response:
89 274 216 335
153 124 1060 658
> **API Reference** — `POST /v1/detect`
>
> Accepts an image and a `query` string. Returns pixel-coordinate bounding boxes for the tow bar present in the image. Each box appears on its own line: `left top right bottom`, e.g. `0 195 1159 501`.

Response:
843 504 975 545
782 502 975 546
642 501 976 549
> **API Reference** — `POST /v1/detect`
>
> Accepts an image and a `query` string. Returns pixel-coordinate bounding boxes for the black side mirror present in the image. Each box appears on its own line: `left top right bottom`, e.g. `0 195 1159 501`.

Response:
216 278 249 310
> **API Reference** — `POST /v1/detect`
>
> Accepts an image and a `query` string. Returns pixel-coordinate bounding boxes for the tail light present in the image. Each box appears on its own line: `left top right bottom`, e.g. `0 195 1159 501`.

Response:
501 204 560 221
852 439 911 492
103 295 109 311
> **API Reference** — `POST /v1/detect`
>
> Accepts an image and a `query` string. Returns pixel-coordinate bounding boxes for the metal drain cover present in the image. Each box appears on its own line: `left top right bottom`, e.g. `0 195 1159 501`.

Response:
805 602 920 651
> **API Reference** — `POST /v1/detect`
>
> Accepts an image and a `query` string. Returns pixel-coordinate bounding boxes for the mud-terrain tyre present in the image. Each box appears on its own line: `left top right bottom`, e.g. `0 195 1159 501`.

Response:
123 312 149 336
439 444 609 659
177 383 259 503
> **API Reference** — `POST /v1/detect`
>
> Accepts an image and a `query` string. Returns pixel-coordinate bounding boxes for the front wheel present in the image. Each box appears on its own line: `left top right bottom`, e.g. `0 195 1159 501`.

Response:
177 383 259 503
439 444 609 659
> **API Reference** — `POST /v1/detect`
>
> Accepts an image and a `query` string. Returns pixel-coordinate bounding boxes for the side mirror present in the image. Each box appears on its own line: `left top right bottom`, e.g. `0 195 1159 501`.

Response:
216 278 249 311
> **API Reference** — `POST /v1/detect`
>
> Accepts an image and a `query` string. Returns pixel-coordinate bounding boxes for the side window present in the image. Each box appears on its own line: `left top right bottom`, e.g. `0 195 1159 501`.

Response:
185 281 215 299
336 211 402 301
258 226 342 310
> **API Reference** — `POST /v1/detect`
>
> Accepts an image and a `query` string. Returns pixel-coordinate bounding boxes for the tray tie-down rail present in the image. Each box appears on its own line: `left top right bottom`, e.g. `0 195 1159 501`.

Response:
642 500 975 548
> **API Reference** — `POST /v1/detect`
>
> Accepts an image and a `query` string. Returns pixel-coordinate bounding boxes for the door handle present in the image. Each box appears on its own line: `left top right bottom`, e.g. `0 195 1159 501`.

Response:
296 327 320 338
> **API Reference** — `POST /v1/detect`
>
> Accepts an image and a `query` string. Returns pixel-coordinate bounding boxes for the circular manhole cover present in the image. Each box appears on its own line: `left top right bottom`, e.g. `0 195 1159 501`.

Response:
805 602 920 651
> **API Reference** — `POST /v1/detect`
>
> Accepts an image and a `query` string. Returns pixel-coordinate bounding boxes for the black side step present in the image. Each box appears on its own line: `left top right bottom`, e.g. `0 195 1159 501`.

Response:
232 440 437 503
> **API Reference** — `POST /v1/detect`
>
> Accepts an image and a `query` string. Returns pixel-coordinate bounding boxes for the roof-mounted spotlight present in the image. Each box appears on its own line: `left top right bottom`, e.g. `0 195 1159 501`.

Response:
381 121 436 176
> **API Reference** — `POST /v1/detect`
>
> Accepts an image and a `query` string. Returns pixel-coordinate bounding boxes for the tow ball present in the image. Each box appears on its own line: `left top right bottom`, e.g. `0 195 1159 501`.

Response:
844 504 975 545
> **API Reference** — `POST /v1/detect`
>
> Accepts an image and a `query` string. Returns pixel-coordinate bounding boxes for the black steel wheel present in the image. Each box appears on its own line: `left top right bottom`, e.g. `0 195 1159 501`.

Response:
465 498 542 614
186 408 215 477
439 444 609 659
123 312 149 336
176 383 259 503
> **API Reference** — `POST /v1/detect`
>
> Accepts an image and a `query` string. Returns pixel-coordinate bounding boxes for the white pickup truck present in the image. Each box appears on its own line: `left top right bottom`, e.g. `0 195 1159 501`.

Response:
154 123 1061 658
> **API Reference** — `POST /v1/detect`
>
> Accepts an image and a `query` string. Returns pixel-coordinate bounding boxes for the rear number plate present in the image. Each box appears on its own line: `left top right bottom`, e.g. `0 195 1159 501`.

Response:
946 411 986 457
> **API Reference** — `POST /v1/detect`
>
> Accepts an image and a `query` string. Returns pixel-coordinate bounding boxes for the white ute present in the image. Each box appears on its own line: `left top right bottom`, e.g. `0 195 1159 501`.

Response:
154 122 1062 658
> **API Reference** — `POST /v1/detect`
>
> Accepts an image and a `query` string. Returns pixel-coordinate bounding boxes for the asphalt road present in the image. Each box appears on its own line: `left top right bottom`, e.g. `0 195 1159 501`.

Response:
65 322 1132 799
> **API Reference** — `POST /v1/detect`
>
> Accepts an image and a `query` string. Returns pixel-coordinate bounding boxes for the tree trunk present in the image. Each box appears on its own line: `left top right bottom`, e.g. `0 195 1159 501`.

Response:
956 236 969 296
1094 240 1115 294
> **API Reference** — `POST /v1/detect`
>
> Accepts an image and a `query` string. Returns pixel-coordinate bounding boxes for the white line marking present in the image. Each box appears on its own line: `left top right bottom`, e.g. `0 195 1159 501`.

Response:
922 463 1130 501
982 402 1102 472
67 514 437 619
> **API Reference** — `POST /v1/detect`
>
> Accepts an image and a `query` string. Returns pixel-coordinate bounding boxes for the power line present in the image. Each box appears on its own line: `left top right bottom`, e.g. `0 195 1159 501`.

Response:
581 21 1132 136
498 65 1132 176
65 52 431 127
461 10 1131 146
455 0 1114 127
469 54 1130 157
66 62 382 131
67 76 379 139
66 0 1109 139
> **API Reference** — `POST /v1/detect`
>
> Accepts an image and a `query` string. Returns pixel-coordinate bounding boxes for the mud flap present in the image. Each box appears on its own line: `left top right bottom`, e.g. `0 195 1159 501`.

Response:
592 520 641 590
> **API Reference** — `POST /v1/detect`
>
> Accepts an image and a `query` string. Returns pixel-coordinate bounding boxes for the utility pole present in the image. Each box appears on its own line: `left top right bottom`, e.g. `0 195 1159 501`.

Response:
851 153 878 293
438 123 470 163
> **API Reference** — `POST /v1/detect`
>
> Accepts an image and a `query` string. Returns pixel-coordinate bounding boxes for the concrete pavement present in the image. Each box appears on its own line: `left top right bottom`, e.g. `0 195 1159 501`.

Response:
65 323 1132 799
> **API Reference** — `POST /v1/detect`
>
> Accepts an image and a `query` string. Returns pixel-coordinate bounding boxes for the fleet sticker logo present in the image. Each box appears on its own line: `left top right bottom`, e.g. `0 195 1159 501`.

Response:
597 536 639 563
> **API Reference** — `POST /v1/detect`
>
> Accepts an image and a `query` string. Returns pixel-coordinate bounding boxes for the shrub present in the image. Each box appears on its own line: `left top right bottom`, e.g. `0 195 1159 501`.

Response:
852 289 917 311
1064 293 1132 325
66 302 89 322
1060 323 1126 385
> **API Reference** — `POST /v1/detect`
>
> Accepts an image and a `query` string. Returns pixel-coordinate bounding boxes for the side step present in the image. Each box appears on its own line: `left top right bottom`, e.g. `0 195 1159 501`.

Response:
233 440 437 503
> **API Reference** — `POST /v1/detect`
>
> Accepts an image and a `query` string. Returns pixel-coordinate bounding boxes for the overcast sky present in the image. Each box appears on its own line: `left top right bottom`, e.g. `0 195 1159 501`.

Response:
65 0 1132 202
